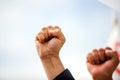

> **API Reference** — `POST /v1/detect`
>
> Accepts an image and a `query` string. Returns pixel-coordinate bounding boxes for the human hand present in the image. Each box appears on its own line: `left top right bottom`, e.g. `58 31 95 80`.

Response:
35 25 65 59
86 47 119 80
35 26 66 80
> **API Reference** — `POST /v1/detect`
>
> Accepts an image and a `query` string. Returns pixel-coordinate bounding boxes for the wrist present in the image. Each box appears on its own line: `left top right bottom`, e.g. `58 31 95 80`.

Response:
40 53 59 60
93 78 112 80
93 75 113 80
40 53 64 80
41 54 62 68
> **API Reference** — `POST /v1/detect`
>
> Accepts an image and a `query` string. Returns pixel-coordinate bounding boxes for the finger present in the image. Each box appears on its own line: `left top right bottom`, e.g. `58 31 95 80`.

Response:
105 47 112 50
87 53 95 64
37 32 45 43
86 53 90 62
48 25 55 38
35 35 39 41
105 48 114 59
48 25 53 29
41 27 49 42
104 47 113 59
98 48 106 63
49 26 66 42
105 47 119 69
111 51 119 67
92 49 100 64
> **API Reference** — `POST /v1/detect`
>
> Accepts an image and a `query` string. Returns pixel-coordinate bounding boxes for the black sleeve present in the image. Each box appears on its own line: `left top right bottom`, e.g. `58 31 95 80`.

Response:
53 69 75 80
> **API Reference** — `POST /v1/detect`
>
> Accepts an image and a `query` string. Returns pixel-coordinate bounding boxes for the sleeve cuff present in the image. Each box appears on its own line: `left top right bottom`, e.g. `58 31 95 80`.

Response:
53 69 75 80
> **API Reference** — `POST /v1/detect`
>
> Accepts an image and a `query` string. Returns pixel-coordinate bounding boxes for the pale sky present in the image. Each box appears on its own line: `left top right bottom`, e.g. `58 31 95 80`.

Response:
0 0 116 80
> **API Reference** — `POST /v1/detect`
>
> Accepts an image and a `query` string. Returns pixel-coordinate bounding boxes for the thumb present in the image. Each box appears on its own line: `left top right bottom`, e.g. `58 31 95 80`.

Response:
49 26 65 42
105 50 114 58
105 50 119 67
111 51 119 66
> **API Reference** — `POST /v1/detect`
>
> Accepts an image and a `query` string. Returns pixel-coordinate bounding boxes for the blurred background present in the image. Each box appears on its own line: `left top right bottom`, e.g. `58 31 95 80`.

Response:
0 0 119 80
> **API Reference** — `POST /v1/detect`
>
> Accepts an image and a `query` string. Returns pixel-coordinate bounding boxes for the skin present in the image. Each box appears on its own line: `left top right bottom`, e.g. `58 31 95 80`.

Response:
35 25 119 80
87 47 119 80
35 25 66 80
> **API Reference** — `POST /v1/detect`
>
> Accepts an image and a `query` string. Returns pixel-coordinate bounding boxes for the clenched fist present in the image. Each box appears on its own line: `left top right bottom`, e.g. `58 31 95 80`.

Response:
35 25 66 80
87 47 119 80
35 25 66 59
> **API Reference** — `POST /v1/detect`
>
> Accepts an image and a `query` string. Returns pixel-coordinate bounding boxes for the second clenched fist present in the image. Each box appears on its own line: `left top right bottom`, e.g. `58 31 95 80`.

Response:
86 47 119 80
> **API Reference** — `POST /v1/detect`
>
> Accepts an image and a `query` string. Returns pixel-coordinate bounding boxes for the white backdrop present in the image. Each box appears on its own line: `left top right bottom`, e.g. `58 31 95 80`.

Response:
0 0 113 80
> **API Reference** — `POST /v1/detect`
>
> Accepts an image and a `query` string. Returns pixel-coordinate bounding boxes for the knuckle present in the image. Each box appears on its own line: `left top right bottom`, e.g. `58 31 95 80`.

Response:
93 49 98 53
105 47 112 50
41 27 47 31
35 35 39 41
87 53 92 59
47 25 52 28
54 26 61 31
54 25 60 29
99 48 104 53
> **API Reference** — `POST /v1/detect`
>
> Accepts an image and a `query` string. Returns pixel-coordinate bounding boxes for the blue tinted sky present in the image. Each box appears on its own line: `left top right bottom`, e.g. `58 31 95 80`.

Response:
0 0 113 79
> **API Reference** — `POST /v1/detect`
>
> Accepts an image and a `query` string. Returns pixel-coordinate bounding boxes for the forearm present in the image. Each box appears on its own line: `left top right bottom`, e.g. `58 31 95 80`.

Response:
40 54 64 80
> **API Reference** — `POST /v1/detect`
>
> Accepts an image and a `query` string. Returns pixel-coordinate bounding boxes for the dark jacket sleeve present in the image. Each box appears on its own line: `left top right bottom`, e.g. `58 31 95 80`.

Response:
53 69 75 80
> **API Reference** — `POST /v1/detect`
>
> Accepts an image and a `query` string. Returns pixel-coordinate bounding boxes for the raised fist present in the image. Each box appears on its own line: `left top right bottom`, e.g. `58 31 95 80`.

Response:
35 25 66 59
87 47 119 80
